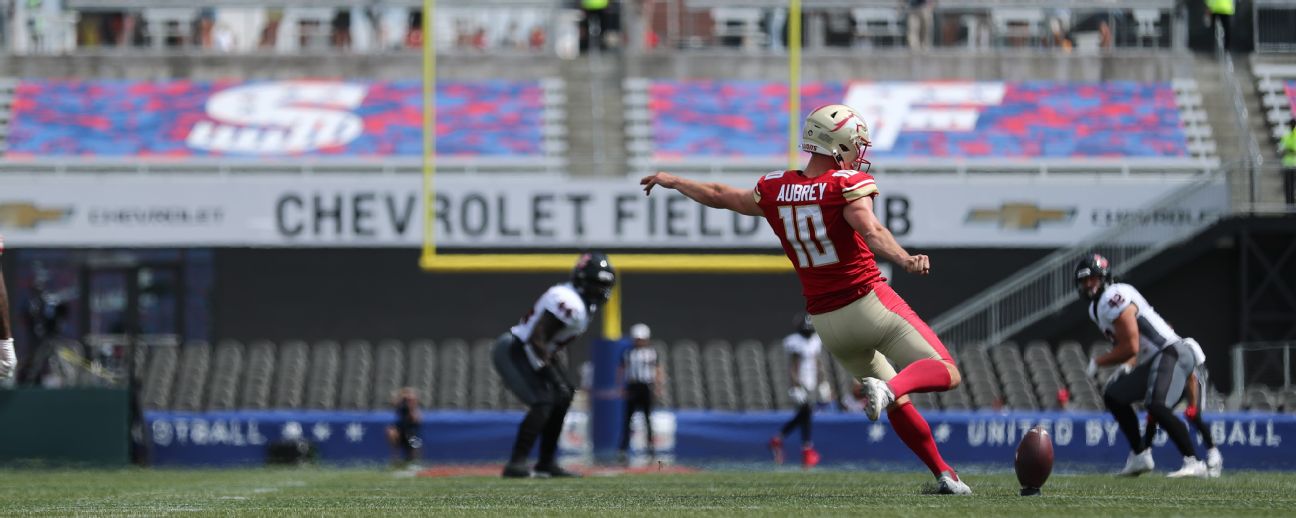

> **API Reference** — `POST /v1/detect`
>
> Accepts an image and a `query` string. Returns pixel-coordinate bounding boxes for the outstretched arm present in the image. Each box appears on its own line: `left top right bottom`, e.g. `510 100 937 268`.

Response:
843 197 929 275
0 234 15 381
640 172 763 217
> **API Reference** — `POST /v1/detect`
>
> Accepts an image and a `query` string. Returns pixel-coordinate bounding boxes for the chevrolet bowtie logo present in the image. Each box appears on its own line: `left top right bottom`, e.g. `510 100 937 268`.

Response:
966 203 1074 230
0 202 73 229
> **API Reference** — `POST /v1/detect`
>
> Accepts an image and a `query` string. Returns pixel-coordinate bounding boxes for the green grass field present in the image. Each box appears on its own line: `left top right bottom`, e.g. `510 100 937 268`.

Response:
1 468 1294 517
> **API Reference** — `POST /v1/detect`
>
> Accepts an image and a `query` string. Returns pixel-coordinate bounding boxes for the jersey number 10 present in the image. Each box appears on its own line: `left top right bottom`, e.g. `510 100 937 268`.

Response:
777 205 839 268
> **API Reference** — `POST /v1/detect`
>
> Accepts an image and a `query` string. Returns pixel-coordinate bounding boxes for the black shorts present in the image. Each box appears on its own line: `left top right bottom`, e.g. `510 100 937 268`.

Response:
1104 341 1195 408
492 333 569 407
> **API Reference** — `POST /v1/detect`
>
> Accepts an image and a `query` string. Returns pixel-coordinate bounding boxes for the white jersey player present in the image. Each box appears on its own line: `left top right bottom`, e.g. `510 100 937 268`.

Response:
770 313 825 468
493 252 615 479
1076 254 1217 479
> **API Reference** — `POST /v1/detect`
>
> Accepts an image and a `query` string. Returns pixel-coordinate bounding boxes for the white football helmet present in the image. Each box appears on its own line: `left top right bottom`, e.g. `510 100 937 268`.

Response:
801 104 871 170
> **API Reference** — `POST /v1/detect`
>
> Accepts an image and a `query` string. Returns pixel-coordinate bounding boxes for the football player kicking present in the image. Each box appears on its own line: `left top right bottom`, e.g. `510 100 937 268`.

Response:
1076 254 1213 478
0 234 17 384
493 252 616 478
642 104 971 494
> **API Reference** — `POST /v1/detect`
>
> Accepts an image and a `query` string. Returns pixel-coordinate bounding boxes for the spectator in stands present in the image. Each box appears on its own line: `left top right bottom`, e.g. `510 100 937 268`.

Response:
259 9 283 49
618 323 662 464
197 9 215 49
406 9 422 48
1205 0 1234 51
906 0 933 50
1069 12 1115 51
578 0 619 52
1282 116 1296 205
0 234 17 384
332 9 352 50
386 387 422 466
769 314 824 469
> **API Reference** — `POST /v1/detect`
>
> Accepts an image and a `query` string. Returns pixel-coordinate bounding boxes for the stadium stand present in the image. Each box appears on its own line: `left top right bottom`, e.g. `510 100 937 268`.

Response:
127 337 1285 413
1255 63 1296 151
304 340 341 410
734 339 773 411
271 340 309 409
170 340 211 411
337 340 373 410
702 340 739 411
628 79 1214 175
404 340 439 409
238 340 276 410
205 339 245 411
669 340 706 410
765 340 792 411
141 343 178 410
435 339 471 410
371 340 406 409
0 78 568 173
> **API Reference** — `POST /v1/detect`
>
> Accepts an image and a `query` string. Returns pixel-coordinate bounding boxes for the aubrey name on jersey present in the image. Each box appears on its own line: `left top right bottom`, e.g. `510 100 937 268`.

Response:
754 169 885 314
1088 282 1182 365
510 282 590 368
783 332 822 389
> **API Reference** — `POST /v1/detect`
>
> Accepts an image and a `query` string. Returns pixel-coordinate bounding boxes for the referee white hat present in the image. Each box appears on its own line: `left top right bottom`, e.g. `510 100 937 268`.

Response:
630 323 651 340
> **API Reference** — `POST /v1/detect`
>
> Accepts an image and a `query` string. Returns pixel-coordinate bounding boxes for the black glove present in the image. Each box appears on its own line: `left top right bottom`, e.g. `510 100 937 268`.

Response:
541 365 575 399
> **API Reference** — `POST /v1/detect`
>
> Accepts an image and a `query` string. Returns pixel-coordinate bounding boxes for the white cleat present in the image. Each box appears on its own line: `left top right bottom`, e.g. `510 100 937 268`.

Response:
1167 456 1209 479
932 471 972 495
859 377 894 422
1116 449 1155 477
1206 448 1223 478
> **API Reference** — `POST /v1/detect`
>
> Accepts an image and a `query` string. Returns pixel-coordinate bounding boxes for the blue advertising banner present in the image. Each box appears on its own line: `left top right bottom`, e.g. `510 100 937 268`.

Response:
145 410 1294 470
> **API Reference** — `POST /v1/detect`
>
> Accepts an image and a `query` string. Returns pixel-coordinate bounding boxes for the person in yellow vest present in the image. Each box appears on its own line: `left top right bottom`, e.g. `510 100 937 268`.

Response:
1282 116 1296 205
1205 0 1234 50
579 0 617 53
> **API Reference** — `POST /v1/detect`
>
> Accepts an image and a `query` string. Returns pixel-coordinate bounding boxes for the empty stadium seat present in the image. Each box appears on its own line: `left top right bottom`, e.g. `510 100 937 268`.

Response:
405 340 438 409
171 341 211 411
141 344 179 410
272 340 309 409
470 338 503 410
766 341 792 411
670 340 706 410
371 340 406 409
204 340 245 411
437 339 472 410
238 340 277 409
734 340 773 411
337 340 374 410
702 340 739 411
651 341 674 409
305 341 342 410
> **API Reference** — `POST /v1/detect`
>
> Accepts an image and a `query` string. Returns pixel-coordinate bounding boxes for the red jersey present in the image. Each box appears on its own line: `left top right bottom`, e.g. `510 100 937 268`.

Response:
754 169 885 314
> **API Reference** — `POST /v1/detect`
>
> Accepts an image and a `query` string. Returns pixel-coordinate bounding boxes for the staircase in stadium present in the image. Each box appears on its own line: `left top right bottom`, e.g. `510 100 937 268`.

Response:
0 77 15 156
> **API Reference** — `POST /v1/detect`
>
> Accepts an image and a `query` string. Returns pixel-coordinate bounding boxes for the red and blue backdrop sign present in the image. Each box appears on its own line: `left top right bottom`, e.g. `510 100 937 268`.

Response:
6 79 543 157
650 80 1189 159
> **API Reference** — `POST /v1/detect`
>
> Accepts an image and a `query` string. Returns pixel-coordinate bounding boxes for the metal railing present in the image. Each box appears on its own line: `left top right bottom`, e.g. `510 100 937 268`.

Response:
1216 24 1266 205
1230 341 1296 408
929 170 1228 346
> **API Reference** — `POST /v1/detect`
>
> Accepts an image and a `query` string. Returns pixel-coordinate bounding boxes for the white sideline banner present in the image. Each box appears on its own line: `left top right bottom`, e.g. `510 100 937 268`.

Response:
0 174 1226 248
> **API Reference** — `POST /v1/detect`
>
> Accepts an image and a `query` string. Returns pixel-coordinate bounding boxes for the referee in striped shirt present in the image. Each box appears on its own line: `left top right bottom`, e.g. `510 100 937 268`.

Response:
618 323 663 463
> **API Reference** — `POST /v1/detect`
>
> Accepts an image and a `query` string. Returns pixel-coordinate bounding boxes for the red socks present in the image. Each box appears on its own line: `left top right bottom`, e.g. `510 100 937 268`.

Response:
886 359 953 398
888 401 952 476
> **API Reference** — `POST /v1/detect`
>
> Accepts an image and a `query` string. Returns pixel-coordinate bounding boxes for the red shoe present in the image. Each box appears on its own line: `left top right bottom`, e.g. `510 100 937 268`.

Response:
802 447 821 469
768 436 784 465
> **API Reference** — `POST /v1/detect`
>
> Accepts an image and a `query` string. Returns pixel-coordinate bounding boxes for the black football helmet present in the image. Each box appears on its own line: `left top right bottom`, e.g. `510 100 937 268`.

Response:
1073 253 1112 301
794 313 815 337
572 251 616 308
